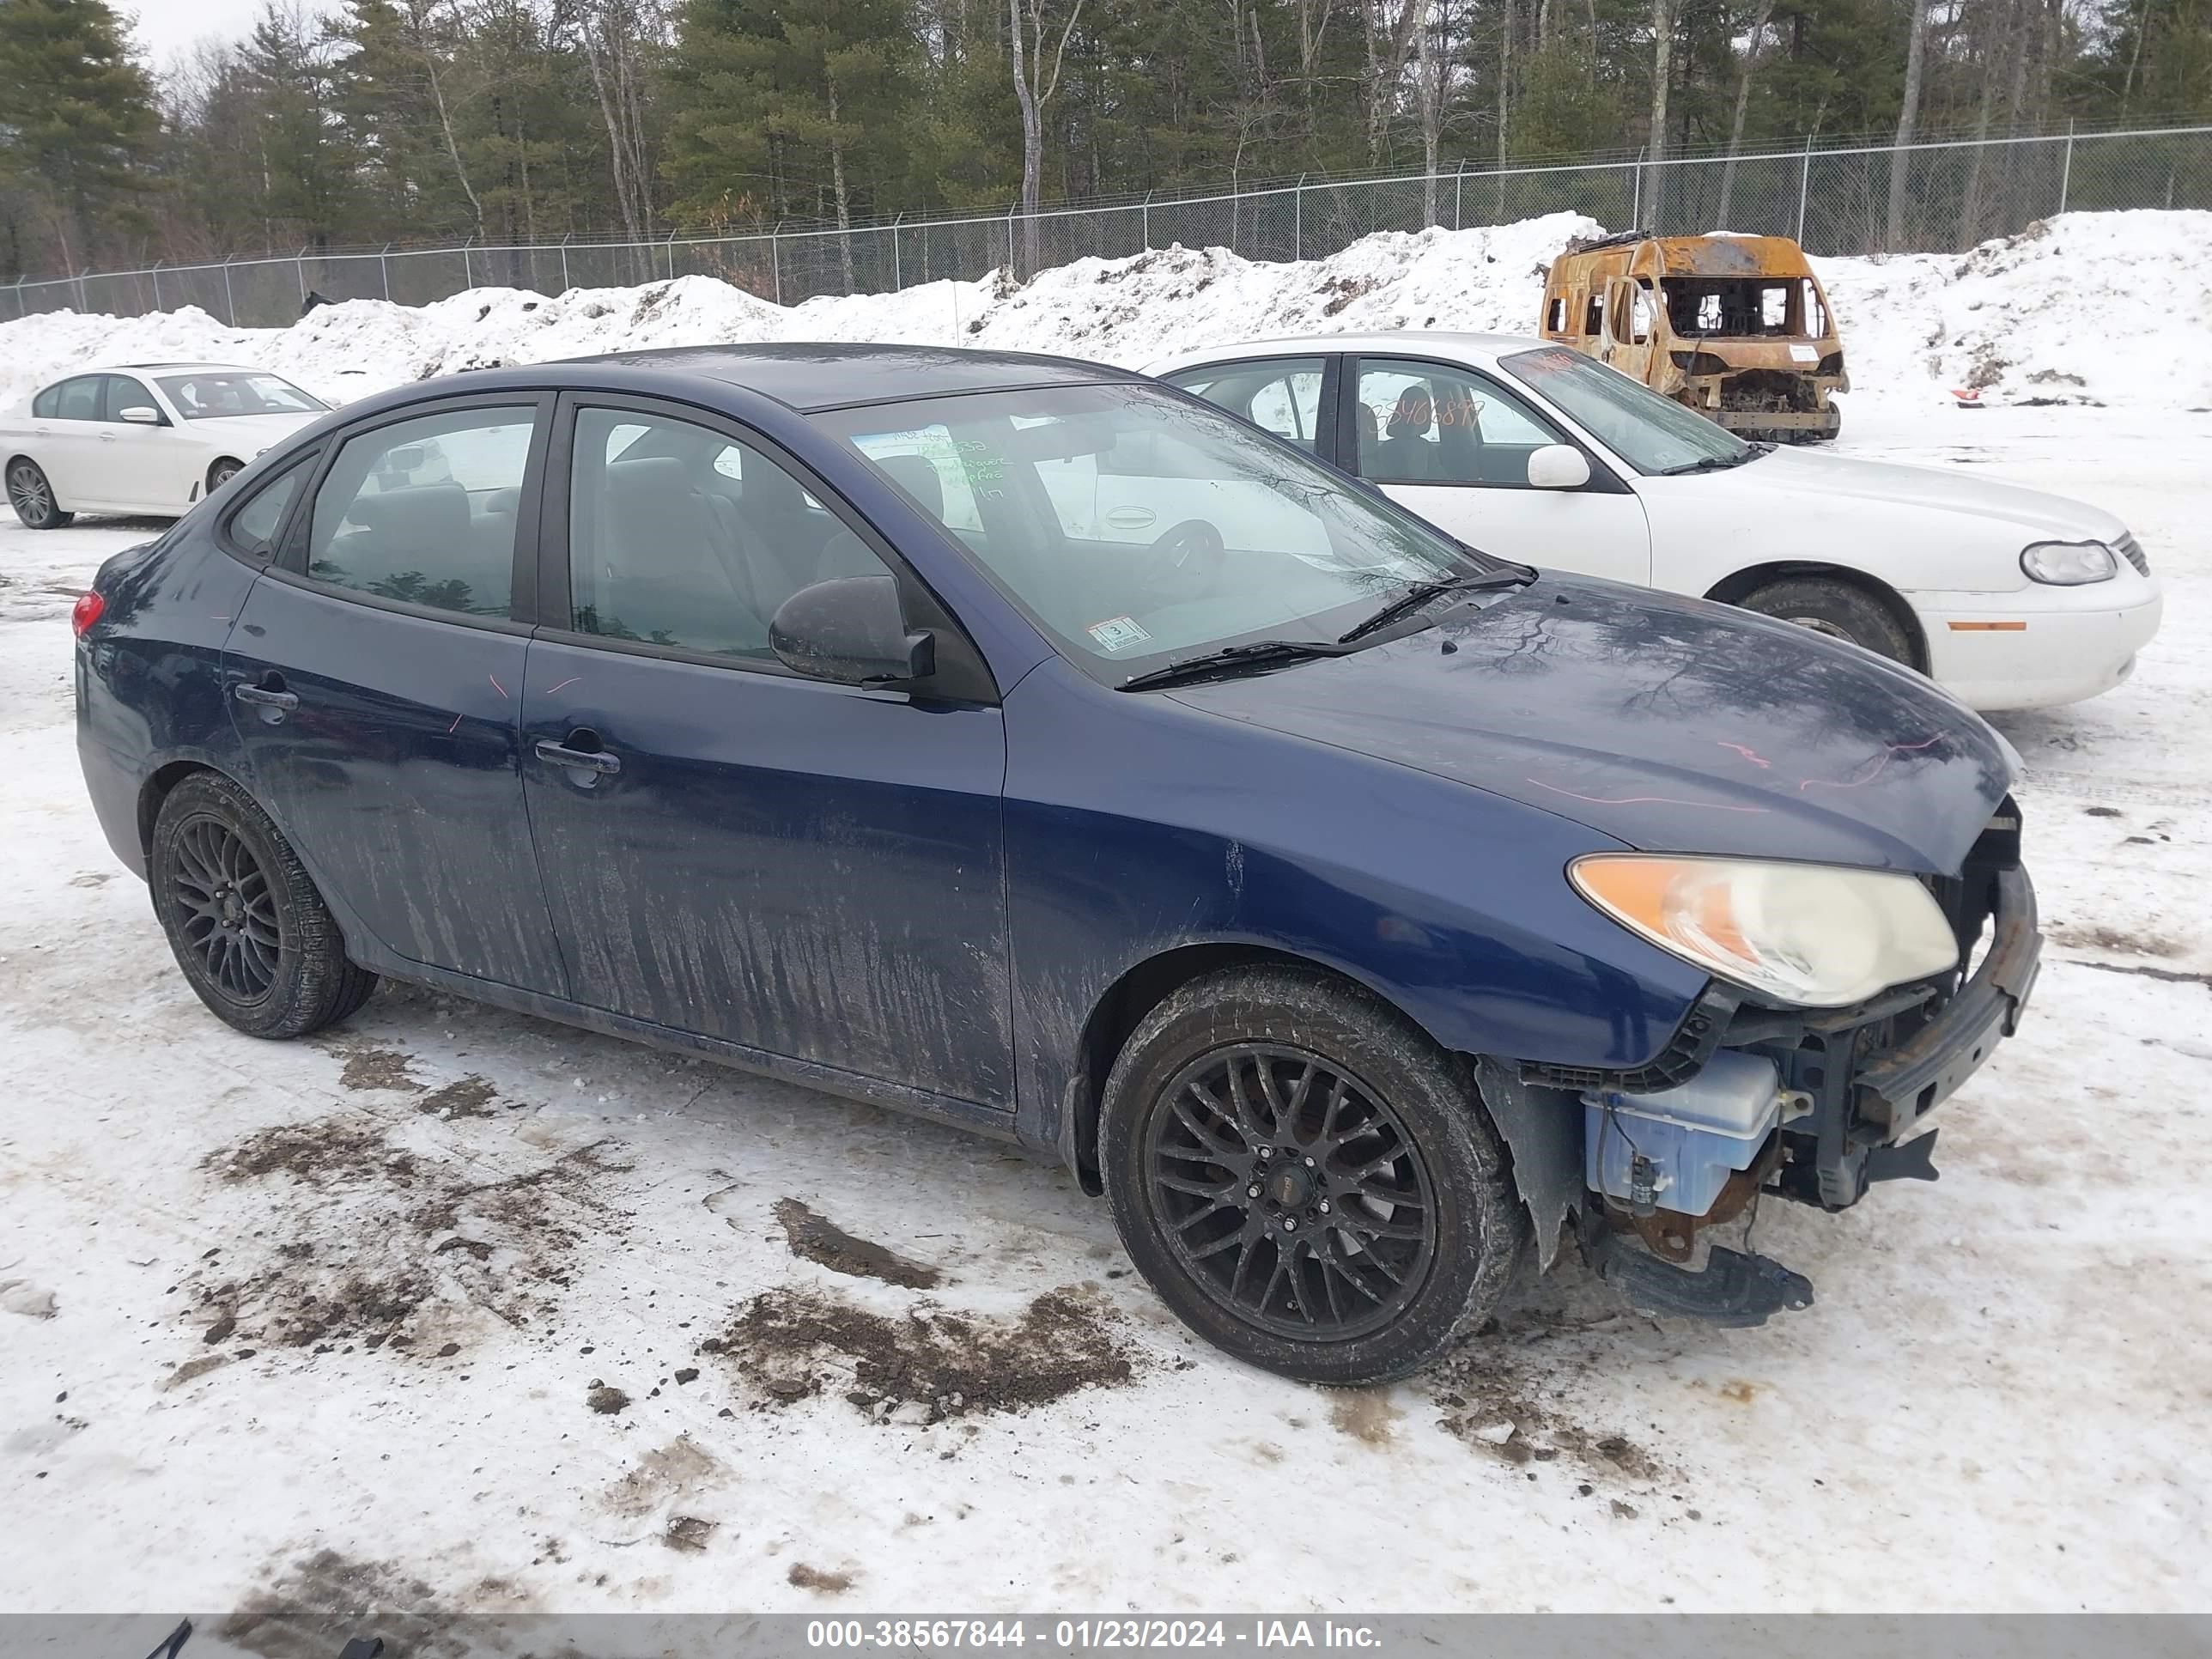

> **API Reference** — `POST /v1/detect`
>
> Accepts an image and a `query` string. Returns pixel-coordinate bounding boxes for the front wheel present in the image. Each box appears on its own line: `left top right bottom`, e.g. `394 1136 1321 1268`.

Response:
1101 966 1527 1384
207 459 243 495
1736 575 1917 669
7 459 72 529
149 772 378 1038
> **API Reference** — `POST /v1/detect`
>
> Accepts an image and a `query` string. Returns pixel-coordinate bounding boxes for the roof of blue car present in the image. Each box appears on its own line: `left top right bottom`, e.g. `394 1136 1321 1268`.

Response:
560 342 1143 411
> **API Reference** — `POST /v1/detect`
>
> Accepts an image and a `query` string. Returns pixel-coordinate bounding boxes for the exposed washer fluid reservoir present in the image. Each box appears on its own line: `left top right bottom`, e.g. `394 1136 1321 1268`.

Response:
1583 1048 1784 1220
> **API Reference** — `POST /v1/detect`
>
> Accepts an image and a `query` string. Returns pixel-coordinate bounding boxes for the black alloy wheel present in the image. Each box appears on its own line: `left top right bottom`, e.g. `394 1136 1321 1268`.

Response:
1103 965 1527 1384
1146 1044 1437 1341
167 816 283 1001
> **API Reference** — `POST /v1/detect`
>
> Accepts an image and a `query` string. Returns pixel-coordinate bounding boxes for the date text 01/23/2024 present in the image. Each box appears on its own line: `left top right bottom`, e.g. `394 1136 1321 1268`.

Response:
805 1619 1384 1650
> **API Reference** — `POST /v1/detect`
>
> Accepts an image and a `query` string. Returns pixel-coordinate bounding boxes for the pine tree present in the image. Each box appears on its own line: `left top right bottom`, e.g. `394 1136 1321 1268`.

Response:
0 0 161 275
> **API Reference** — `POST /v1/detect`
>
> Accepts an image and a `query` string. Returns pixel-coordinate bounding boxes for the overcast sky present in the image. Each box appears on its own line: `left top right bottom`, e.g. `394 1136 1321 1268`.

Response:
122 0 340 70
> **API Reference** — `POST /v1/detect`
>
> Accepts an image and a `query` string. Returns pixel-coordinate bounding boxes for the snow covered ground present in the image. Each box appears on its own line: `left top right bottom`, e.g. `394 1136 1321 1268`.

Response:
2 221 2209 1632
4 209 2209 419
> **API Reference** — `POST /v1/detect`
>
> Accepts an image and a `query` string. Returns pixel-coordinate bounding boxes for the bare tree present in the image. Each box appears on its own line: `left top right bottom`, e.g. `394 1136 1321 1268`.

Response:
1008 0 1085 277
1412 0 1448 223
1716 0 1777 229
1885 0 1933 248
1361 0 1429 167
568 0 665 282
1644 0 1675 224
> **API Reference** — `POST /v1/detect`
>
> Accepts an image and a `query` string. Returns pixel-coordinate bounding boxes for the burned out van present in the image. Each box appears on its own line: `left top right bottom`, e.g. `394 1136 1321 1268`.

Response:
1540 231 1847 441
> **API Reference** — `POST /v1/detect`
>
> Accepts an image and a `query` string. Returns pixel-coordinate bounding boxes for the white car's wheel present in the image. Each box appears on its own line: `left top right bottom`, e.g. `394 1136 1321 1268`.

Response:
1738 575 1917 669
208 459 244 495
7 459 72 530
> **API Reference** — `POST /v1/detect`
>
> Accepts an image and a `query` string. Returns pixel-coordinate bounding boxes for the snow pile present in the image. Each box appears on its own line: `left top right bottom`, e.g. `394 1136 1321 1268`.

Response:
1817 210 2212 408
5 208 2209 414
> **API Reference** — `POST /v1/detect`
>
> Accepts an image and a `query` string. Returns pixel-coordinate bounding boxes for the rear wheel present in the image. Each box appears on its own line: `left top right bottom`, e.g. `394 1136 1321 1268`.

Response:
1101 966 1527 1384
7 459 71 529
1736 574 1917 668
149 772 377 1038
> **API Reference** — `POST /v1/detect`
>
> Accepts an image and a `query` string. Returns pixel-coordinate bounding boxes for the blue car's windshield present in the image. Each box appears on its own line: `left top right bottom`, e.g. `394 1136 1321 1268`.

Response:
814 382 1510 683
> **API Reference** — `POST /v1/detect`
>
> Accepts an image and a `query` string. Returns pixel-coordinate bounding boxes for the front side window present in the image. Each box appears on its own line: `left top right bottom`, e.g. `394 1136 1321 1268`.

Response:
228 456 313 557
1354 360 1571 488
303 405 537 617
158 371 326 420
816 382 1493 682
1163 357 1327 450
100 376 161 423
1501 345 1747 474
567 406 892 661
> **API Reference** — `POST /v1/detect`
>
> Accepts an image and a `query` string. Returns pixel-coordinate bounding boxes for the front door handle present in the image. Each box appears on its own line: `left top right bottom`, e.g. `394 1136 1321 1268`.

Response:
535 738 620 776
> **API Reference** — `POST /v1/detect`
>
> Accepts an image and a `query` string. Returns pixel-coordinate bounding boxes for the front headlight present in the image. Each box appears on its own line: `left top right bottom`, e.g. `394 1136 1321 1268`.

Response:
2021 540 2117 585
1571 854 1960 1007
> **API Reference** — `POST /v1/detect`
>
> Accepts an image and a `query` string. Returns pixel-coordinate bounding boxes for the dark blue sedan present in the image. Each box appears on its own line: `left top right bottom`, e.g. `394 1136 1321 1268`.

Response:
72 344 2039 1382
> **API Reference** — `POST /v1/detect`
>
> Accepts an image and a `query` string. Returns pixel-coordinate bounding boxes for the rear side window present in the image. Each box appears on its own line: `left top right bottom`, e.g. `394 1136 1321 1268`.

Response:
227 457 314 558
32 385 60 418
54 377 101 420
1163 356 1326 450
303 405 537 618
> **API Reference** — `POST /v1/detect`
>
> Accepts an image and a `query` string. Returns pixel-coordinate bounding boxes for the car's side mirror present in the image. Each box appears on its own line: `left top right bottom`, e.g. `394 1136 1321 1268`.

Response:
1526 444 1591 490
120 405 161 426
769 574 936 687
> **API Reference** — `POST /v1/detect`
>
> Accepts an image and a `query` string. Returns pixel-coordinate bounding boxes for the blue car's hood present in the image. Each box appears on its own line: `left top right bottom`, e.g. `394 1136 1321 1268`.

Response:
1167 574 2014 873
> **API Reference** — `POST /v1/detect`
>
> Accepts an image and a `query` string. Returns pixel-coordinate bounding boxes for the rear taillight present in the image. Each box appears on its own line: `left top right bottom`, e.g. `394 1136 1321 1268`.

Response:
71 590 105 636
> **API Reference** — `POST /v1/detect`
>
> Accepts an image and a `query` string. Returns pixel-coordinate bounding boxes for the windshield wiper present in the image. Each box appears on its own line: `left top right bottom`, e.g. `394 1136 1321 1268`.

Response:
1336 569 1530 647
1117 639 1349 692
1658 441 1774 476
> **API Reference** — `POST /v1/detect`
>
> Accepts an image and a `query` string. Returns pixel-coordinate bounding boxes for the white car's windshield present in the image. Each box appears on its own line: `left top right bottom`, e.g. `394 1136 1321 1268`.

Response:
815 382 1514 682
157 371 327 421
1499 345 1750 474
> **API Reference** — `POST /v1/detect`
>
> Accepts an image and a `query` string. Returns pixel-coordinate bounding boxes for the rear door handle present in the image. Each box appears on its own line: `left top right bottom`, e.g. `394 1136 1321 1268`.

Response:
233 683 298 711
99 432 117 443
535 738 620 775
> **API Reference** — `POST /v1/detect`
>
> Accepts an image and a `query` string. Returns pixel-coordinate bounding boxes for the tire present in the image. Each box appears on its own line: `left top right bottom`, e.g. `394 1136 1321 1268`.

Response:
7 459 72 529
207 459 243 495
1736 575 1917 668
149 771 378 1039
1100 966 1528 1385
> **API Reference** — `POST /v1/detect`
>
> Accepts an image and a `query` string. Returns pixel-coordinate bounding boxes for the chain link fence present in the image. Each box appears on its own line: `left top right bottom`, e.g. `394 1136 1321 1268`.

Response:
8 122 2209 329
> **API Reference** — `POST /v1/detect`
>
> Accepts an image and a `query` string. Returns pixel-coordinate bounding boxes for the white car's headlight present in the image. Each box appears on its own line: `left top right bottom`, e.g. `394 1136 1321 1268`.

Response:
2021 540 2117 585
1571 854 1960 1008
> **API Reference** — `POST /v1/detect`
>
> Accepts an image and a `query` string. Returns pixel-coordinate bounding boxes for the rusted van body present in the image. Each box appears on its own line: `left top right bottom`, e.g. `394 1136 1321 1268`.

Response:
1540 232 1847 441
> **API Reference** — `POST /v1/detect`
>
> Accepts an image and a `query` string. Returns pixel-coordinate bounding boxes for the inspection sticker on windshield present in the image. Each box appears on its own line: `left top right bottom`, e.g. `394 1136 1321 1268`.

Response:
1087 615 1152 653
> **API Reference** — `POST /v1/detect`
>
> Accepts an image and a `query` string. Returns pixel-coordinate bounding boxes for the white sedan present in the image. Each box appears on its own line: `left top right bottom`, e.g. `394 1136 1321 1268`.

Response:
3 362 328 528
1139 332 2163 711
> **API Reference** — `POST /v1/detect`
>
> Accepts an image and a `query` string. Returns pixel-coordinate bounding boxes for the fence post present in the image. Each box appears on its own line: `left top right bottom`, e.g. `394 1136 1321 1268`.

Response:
558 233 571 294
1006 202 1018 276
1142 191 1152 252
664 228 678 282
892 214 903 290
1796 136 1813 245
2058 118 2076 215
771 222 783 305
297 246 310 306
149 259 162 313
10 276 22 323
1455 159 1467 230
222 259 236 327
462 235 474 289
1631 148 1644 227
380 242 392 302
1292 176 1304 260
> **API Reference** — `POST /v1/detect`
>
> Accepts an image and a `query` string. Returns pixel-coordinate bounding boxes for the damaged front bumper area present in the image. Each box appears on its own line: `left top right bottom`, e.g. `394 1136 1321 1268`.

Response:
1531 811 2040 1326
